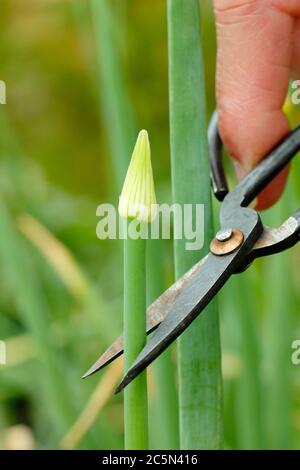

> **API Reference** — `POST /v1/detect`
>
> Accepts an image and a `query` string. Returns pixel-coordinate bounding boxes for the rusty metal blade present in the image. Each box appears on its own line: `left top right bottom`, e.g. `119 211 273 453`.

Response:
83 212 300 379
82 255 208 378
115 250 250 392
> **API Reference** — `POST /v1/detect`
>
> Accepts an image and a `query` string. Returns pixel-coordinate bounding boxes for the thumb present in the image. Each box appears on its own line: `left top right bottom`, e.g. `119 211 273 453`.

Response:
214 0 295 210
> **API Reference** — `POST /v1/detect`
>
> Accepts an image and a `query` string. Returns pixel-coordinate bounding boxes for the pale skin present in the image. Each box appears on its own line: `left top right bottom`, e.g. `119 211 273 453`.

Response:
213 0 300 209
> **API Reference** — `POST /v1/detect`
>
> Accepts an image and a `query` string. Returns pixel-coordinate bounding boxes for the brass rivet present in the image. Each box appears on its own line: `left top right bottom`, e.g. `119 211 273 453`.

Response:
216 228 233 242
210 228 244 256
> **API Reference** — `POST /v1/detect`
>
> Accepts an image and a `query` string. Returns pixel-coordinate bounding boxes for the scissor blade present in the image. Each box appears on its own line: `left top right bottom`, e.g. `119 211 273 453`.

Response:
82 256 208 378
116 248 245 393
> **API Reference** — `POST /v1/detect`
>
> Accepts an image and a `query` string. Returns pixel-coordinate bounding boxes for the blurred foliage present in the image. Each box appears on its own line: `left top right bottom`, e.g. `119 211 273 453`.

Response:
0 0 299 450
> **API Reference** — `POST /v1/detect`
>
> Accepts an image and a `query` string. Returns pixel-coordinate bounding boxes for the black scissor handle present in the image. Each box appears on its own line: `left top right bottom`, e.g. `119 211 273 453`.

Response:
208 111 300 264
208 110 228 201
208 110 300 206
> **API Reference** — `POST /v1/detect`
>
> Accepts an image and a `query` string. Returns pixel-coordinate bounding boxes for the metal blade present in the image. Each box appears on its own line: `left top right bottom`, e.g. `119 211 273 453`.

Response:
115 248 246 393
82 256 208 378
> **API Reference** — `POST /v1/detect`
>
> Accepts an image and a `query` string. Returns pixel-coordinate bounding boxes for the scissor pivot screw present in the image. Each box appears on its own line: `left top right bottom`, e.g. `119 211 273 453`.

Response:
216 228 233 242
210 228 244 256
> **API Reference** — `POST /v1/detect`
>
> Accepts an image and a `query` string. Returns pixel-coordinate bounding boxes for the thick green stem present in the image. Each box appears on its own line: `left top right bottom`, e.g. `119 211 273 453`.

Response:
124 231 148 450
167 0 223 449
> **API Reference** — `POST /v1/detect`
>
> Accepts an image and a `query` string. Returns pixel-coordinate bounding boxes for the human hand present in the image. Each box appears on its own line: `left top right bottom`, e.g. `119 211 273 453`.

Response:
213 0 300 209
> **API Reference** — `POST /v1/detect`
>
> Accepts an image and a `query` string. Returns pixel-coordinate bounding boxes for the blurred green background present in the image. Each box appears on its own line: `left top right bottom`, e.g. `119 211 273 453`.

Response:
0 0 300 450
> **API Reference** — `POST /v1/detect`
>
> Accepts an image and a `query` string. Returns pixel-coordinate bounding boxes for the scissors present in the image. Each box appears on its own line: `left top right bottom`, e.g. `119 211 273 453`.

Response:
83 112 300 393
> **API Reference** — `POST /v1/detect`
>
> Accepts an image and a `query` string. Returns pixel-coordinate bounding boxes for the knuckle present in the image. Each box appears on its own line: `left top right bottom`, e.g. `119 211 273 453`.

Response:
271 0 300 16
217 107 238 153
213 0 261 16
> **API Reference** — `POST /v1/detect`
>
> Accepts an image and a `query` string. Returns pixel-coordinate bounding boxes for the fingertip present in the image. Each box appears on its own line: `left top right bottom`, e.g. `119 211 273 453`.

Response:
255 165 289 210
214 0 294 210
218 108 290 166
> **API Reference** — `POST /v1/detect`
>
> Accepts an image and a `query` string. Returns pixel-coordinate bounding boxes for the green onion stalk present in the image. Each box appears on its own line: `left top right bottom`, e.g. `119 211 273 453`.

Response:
119 130 157 449
167 0 223 449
